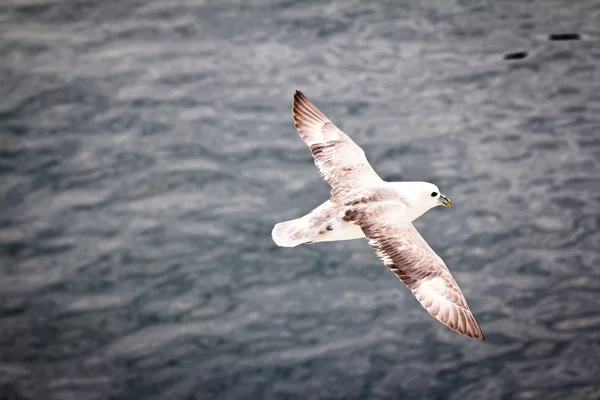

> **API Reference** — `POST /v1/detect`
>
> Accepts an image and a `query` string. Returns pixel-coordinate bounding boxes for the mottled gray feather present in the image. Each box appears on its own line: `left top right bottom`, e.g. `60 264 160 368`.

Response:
346 200 484 340
293 90 382 203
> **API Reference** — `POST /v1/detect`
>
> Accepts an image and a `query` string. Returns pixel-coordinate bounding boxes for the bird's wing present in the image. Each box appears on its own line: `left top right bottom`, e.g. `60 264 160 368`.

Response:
292 90 383 203
345 200 484 340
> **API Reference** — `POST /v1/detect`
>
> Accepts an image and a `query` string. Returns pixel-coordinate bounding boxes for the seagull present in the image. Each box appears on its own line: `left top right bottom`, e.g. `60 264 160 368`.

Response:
272 90 484 340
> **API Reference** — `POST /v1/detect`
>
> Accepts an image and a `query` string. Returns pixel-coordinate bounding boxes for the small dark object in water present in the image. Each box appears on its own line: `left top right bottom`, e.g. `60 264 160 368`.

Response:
504 51 528 60
548 33 581 41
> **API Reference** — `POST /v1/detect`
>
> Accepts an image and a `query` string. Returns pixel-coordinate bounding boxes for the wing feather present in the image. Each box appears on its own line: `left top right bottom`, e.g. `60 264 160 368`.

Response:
346 202 484 340
292 91 382 202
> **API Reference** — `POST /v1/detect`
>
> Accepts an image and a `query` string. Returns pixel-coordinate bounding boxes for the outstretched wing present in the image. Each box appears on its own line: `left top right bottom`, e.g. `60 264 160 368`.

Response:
292 90 382 203
345 201 484 340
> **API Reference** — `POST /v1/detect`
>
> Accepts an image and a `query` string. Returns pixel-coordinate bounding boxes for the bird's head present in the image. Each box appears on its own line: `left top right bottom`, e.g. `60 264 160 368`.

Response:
392 181 452 221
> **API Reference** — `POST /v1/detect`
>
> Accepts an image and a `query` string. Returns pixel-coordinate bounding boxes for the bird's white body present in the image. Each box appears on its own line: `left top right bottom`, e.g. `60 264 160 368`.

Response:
272 182 440 247
272 200 364 247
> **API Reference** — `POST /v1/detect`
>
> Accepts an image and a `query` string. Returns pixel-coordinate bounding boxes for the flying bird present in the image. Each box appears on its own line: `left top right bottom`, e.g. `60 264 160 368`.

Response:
272 90 484 340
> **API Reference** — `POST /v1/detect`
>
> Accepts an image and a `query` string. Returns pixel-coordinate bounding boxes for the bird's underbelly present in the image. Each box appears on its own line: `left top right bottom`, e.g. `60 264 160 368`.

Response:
313 220 366 243
307 201 366 243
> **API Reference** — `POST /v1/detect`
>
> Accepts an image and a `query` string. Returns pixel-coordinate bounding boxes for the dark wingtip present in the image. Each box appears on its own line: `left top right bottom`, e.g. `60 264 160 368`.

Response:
293 90 311 118
462 326 485 341
463 329 484 341
292 90 303 115
292 90 309 128
294 90 306 103
476 325 485 340
473 322 485 340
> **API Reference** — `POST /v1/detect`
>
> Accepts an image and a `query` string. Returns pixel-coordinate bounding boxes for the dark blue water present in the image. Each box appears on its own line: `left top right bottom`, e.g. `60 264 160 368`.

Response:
1 0 600 399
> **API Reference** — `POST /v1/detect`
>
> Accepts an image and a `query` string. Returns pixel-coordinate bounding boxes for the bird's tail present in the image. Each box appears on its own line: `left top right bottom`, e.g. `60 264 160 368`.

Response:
271 216 316 247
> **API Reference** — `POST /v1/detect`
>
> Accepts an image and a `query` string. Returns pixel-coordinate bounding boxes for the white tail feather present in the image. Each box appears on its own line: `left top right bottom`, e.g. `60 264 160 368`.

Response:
272 216 365 248
271 219 313 247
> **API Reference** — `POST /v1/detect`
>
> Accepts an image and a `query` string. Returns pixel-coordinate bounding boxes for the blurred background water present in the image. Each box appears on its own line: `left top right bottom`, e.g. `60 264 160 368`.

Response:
1 0 600 399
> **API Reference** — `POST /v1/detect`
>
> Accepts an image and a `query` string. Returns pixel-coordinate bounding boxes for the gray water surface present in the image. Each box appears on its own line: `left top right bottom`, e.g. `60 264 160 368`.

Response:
1 0 600 399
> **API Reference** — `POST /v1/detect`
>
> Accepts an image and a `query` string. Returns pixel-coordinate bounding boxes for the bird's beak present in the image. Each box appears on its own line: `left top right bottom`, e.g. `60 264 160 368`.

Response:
438 194 452 207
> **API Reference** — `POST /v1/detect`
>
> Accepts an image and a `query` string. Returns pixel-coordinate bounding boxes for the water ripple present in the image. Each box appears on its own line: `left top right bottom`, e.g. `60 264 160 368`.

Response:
1 0 599 399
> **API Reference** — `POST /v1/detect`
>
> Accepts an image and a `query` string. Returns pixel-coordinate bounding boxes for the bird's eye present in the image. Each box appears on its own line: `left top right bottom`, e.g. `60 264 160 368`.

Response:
431 192 438 197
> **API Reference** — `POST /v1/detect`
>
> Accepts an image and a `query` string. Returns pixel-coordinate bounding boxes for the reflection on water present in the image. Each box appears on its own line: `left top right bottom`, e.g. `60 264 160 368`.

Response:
1 0 600 399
